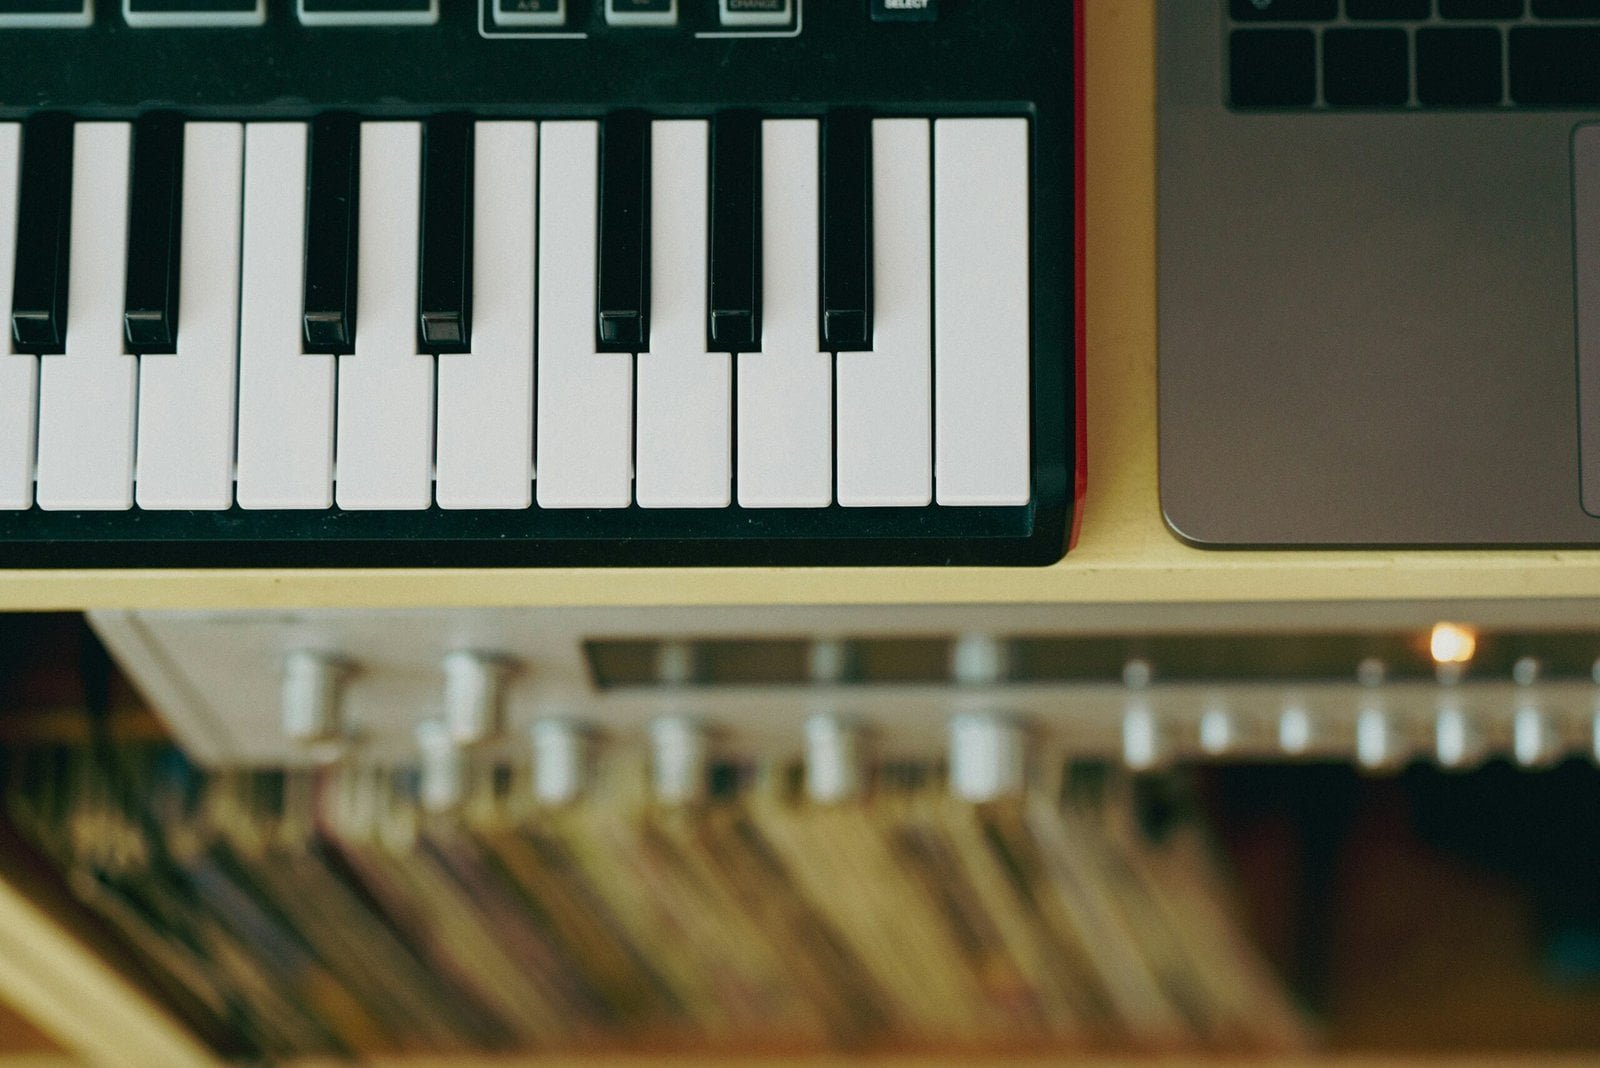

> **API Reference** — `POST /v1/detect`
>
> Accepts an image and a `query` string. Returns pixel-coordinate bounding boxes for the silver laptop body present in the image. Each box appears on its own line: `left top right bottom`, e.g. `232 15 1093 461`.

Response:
1158 0 1600 545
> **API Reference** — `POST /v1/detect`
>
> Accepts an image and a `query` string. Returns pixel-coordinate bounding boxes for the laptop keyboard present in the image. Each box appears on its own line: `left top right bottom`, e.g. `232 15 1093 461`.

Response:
1229 0 1600 108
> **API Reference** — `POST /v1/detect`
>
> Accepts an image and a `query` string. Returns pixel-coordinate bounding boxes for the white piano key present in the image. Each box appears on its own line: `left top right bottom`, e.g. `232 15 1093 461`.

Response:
636 120 730 509
36 123 137 512
336 122 435 511
536 121 633 509
236 124 335 510
136 123 243 510
436 121 537 511
737 119 832 509
933 118 1031 507
0 124 35 510
836 118 932 508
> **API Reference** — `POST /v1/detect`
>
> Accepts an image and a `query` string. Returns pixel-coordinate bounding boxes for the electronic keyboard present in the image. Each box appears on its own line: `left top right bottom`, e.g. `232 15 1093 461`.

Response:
0 0 1081 567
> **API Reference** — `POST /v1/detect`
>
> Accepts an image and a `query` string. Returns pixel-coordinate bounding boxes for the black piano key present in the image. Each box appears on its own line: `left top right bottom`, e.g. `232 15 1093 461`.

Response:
708 111 761 352
303 113 359 354
11 114 73 354
418 114 473 353
821 109 872 351
123 113 184 354
597 110 650 352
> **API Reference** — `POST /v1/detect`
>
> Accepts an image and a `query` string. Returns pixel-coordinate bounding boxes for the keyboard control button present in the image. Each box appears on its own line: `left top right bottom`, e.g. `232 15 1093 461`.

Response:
298 0 437 25
124 0 264 26
1345 0 1428 18
1439 0 1522 16
1510 27 1600 104
1324 28 1409 106
720 0 791 27
1416 27 1503 105
871 0 936 21
1229 0 1336 20
606 0 675 26
494 0 564 26
1229 29 1316 107
0 1 90 27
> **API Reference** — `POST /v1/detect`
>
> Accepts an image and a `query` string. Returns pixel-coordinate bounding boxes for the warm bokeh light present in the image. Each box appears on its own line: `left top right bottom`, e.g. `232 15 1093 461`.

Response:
1429 622 1478 665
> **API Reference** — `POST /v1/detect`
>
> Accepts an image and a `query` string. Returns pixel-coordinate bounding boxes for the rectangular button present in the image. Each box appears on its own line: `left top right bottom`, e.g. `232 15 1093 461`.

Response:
237 123 336 509
636 120 731 508
1416 27 1503 105
136 123 243 510
708 111 760 351
124 0 264 26
436 121 537 510
597 111 650 352
36 123 138 511
1533 0 1600 14
836 118 931 508
821 109 872 351
303 113 358 353
0 124 37 509
1346 0 1429 16
720 0 791 26
606 0 675 25
495 0 564 25
1440 0 1522 16
537 122 634 508
418 114 472 353
1323 28 1409 106
1229 0 1336 17
11 114 72 354
298 0 437 24
933 118 1030 506
0 1 90 27
870 0 937 22
336 122 435 510
1230 29 1318 107
123 113 184 354
1511 27 1600 104
737 119 831 508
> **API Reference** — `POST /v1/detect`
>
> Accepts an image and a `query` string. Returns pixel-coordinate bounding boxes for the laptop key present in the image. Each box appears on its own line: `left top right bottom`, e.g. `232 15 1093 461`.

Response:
1230 0 1336 19
1532 0 1600 14
1510 27 1600 104
1323 29 1409 106
1416 27 1503 105
1346 0 1429 17
1229 29 1316 107
1439 0 1522 16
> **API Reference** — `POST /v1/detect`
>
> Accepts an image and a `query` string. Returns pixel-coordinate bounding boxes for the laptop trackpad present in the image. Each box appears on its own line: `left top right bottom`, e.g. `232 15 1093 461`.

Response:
1574 125 1600 516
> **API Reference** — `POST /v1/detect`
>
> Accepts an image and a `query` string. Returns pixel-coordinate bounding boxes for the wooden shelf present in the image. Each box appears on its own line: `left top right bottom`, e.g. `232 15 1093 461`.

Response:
4 1 1599 612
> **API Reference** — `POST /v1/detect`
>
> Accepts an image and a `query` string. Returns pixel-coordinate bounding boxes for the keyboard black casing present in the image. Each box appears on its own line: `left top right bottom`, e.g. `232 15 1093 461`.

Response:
0 0 1081 568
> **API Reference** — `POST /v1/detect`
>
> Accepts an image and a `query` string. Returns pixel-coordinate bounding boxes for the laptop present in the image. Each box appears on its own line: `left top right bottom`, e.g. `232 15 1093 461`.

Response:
1158 0 1600 545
